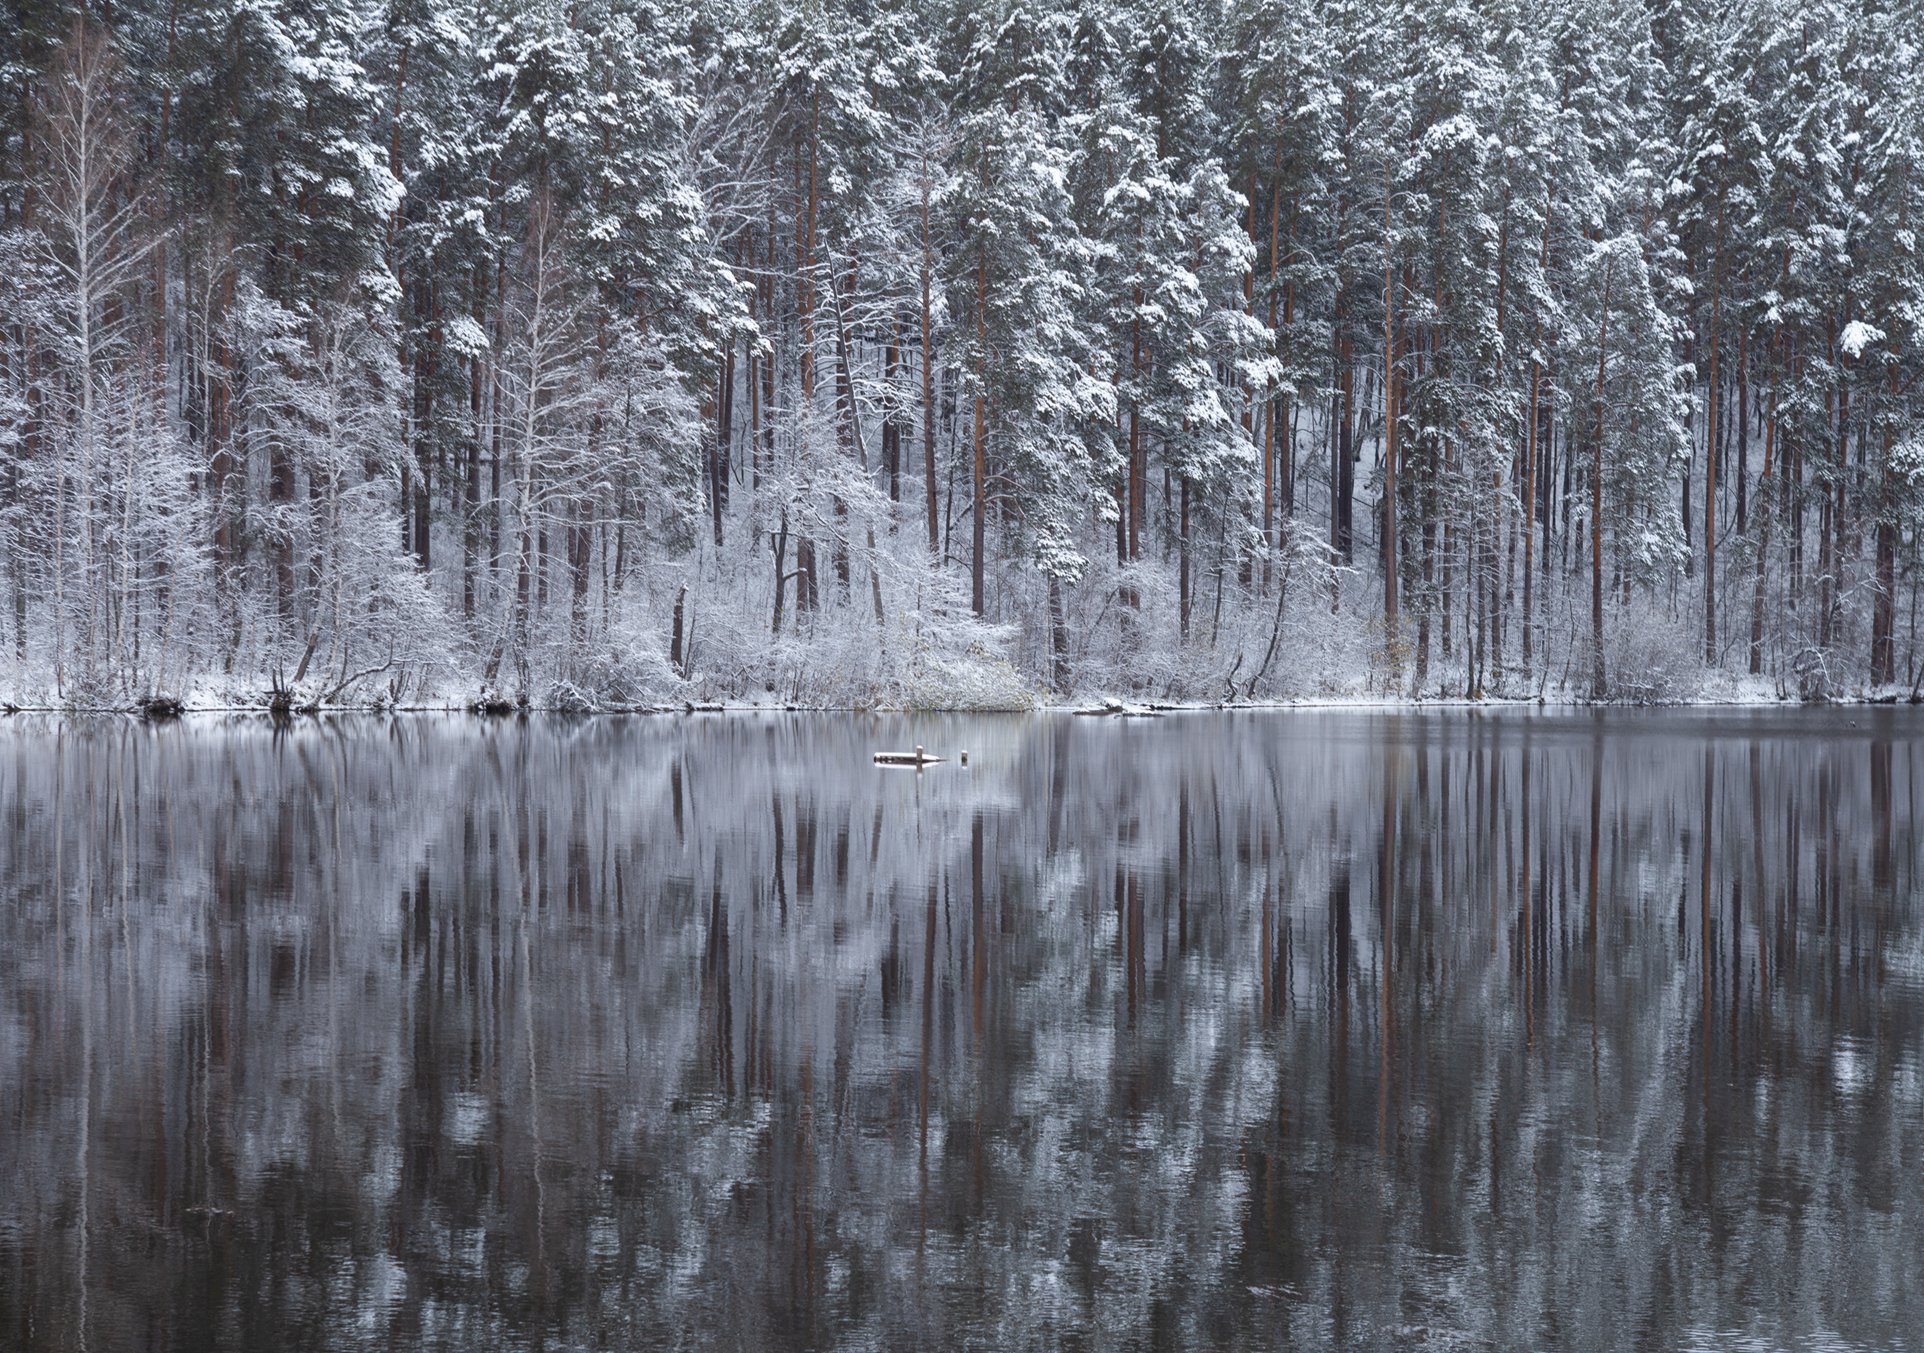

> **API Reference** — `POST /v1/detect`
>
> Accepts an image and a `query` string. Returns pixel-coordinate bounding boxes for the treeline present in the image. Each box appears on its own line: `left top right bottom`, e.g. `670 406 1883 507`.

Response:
1 0 1921 707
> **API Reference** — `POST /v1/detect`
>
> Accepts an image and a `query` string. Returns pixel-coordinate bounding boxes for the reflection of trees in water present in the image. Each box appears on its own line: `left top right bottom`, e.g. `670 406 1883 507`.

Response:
1 712 1919 1349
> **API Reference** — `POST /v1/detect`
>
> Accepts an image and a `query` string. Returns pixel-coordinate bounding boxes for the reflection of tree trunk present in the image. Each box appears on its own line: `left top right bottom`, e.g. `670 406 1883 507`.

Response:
1517 736 1532 1043
1699 747 1713 1111
971 813 985 1039
78 817 93 1353
1177 779 1191 954
1330 843 1351 1137
1871 729 1892 902
1260 869 1275 1026
1377 744 1395 1150
771 793 788 916
1586 734 1601 949
797 1055 816 1320
704 869 733 1095
1747 743 1767 1008
1126 870 1144 1030
917 878 935 1249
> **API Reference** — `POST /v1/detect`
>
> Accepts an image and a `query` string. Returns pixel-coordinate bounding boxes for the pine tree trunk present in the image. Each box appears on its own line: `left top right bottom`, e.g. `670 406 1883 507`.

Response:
1592 261 1612 700
1048 572 1069 692
1178 479 1191 640
1523 354 1541 679
1335 334 1355 565
920 160 939 555
1873 365 1898 685
971 249 987 618
1381 171 1399 662
1704 190 1724 665
1750 358 1777 676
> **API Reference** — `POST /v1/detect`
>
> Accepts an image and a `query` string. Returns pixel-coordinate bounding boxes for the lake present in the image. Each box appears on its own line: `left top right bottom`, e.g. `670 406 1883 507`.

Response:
2 710 1920 1350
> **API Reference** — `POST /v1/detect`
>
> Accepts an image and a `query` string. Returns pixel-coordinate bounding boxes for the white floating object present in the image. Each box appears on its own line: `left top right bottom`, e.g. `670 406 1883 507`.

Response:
873 744 945 767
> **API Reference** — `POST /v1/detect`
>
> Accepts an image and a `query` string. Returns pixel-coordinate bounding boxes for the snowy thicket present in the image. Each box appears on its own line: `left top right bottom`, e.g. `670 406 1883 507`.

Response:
2 0 1923 707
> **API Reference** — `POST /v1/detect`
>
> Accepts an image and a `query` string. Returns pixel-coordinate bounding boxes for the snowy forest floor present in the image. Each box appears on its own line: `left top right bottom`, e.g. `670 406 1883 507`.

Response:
5 576 1918 714
2 675 1916 716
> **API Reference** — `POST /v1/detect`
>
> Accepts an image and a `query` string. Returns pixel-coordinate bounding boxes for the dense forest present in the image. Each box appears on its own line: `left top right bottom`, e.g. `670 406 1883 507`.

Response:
2 0 1921 708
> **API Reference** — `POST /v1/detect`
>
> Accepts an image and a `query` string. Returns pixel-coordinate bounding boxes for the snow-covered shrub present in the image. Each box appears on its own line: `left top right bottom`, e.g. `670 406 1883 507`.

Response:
547 632 678 711
896 631 1039 711
1608 613 1707 704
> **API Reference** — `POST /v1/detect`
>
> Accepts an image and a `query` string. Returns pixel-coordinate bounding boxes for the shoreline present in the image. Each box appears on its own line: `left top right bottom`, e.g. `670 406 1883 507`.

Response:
3 691 1920 718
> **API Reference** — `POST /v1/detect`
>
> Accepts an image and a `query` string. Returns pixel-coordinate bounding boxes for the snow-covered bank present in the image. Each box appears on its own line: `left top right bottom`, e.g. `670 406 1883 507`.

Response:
4 673 1918 716
3 579 1917 716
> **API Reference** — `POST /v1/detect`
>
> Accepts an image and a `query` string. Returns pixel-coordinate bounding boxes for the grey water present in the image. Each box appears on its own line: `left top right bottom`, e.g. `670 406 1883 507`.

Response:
1 710 1920 1351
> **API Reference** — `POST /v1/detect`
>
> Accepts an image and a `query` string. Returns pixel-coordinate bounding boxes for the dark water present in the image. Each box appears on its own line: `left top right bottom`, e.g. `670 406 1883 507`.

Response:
1 711 1921 1351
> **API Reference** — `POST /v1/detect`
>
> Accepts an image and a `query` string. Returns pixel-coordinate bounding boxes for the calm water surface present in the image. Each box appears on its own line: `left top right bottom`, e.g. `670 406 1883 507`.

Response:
2 710 1921 1350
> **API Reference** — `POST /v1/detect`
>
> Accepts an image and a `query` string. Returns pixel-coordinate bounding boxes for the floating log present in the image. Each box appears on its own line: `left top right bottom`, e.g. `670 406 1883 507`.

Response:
1075 698 1161 717
874 744 946 767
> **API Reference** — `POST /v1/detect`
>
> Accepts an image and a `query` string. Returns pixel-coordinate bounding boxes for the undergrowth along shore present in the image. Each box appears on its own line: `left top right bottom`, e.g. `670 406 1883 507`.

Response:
4 689 1920 718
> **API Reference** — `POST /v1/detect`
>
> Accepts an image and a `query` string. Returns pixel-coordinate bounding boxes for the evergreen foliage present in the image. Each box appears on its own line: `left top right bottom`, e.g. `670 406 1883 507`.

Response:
2 0 1922 706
